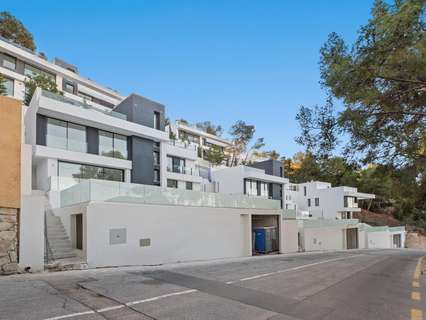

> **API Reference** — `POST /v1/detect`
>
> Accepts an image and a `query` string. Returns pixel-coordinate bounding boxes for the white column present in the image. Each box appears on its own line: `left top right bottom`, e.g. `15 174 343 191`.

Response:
160 142 168 187
19 194 45 272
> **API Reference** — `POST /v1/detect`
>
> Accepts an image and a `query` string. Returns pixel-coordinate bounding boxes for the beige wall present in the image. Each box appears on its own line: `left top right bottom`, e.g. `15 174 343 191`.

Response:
0 96 21 209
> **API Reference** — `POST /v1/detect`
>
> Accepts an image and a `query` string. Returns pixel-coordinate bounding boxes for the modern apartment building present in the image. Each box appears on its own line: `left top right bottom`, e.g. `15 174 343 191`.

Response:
0 37 123 108
168 120 233 166
284 181 375 220
0 37 404 273
211 160 288 208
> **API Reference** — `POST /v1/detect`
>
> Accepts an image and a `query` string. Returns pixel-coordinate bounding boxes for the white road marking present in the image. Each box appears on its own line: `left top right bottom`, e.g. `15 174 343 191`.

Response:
42 289 198 320
227 254 362 284
96 305 125 313
126 289 198 306
43 311 95 320
42 254 362 320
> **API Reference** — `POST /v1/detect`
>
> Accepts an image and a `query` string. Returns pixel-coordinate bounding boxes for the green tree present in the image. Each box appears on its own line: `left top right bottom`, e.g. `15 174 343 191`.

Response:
0 11 36 51
196 121 223 136
295 96 340 161
0 74 6 95
204 145 225 166
24 74 62 105
228 120 262 165
320 0 426 167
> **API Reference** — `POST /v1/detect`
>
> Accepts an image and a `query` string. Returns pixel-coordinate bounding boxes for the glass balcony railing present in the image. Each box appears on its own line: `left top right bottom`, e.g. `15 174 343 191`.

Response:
168 140 198 151
167 166 199 176
60 179 282 210
45 135 88 153
41 90 127 120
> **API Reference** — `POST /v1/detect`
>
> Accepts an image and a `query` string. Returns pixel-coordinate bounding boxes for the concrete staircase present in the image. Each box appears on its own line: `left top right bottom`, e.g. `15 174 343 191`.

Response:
45 211 77 261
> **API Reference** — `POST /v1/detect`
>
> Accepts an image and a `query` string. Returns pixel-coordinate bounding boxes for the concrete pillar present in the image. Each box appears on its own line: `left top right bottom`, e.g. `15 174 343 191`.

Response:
19 194 45 272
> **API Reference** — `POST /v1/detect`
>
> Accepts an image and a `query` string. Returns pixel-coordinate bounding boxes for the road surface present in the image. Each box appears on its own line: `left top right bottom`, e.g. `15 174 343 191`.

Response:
0 249 424 320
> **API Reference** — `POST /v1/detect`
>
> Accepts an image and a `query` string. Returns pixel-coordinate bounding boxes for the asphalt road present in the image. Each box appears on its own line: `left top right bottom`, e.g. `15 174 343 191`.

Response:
0 249 425 320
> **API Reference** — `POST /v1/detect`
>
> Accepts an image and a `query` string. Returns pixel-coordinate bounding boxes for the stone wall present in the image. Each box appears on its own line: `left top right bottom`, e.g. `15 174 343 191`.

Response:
406 232 426 250
0 207 18 274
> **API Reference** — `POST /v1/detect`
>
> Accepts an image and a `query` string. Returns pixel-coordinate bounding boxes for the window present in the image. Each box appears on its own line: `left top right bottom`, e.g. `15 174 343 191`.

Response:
259 181 268 197
308 198 311 207
280 167 283 178
244 179 266 197
167 156 185 174
154 169 160 183
153 151 160 165
24 64 55 81
46 118 67 150
154 111 160 130
99 130 128 159
113 134 128 159
67 122 87 153
3 78 14 96
64 81 75 94
304 186 307 196
344 196 358 208
167 179 178 188
45 118 87 152
99 131 114 156
186 182 193 190
315 197 320 206
2 54 16 70
78 91 93 101
58 161 123 182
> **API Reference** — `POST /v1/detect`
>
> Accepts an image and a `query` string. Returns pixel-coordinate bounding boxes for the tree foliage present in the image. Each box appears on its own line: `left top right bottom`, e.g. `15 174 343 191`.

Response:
295 96 340 161
228 120 265 166
204 145 226 166
0 11 36 51
320 0 426 166
196 121 223 136
24 74 62 105
294 0 426 229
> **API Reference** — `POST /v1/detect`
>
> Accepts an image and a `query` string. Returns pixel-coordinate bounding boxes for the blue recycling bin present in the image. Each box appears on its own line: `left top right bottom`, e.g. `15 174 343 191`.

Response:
254 228 267 252
253 227 277 253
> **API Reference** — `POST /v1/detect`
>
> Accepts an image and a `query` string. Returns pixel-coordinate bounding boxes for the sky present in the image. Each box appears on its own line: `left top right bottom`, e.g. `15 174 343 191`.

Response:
3 0 375 158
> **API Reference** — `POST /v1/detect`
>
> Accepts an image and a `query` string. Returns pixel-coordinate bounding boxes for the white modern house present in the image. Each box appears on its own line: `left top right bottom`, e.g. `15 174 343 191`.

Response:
284 181 375 220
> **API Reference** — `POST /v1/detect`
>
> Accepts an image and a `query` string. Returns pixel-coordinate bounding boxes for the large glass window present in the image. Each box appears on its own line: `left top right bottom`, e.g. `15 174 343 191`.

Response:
99 130 127 159
46 118 67 150
113 134 127 159
46 118 86 152
244 179 269 197
24 64 55 81
58 161 123 182
245 179 258 196
4 78 14 96
2 54 16 70
67 123 86 153
167 156 185 174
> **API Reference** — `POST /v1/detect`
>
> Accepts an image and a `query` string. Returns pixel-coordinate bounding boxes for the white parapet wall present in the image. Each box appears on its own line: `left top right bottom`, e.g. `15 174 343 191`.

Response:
281 219 299 253
53 201 283 268
19 193 45 272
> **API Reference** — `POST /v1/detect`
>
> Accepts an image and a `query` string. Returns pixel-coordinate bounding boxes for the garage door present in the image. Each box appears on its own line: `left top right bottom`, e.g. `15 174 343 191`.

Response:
346 228 358 249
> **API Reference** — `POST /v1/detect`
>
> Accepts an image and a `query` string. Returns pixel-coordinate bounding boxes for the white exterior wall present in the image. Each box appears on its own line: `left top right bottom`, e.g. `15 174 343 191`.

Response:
281 220 299 253
19 194 45 272
302 226 345 251
85 202 253 267
211 166 245 195
367 231 391 249
53 201 282 268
